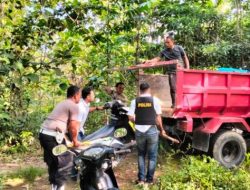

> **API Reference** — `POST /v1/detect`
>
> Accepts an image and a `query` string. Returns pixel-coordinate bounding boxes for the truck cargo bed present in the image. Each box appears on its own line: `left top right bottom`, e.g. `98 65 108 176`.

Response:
139 69 250 118
176 69 250 118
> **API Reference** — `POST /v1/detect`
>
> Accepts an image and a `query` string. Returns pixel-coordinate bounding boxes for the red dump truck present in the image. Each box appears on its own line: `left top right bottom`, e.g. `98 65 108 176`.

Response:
129 61 250 168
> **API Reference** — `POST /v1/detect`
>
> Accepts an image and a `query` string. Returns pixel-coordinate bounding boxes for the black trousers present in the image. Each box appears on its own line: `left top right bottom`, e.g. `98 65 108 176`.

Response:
169 72 176 107
39 133 73 186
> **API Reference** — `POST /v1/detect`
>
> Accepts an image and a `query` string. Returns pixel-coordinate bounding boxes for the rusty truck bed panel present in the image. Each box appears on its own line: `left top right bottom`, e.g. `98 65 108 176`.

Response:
138 74 173 117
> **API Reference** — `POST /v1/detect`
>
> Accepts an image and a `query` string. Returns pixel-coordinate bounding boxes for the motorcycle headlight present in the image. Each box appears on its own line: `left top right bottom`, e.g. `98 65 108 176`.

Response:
74 158 83 167
83 147 105 159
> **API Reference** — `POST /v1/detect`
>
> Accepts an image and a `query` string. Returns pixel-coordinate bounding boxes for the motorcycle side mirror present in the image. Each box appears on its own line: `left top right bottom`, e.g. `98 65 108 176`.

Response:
52 144 68 156
114 128 127 138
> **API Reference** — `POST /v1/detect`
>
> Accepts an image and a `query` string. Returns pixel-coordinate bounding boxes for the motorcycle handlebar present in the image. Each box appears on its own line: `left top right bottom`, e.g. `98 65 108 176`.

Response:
114 149 131 155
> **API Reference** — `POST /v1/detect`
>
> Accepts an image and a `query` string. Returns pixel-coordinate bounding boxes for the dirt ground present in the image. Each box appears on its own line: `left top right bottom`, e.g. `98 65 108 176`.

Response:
0 149 161 190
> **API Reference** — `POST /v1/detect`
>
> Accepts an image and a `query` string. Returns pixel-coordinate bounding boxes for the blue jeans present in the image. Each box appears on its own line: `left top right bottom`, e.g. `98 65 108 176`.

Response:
135 126 159 182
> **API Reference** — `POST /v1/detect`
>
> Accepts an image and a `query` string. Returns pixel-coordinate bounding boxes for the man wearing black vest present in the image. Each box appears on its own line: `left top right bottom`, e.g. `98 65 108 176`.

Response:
128 82 166 185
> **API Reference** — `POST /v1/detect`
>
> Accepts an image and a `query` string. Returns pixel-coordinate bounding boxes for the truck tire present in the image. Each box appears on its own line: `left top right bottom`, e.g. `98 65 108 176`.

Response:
212 130 246 168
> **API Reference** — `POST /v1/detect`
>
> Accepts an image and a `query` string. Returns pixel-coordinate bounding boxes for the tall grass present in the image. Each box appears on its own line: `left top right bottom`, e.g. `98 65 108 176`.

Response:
151 153 250 190
7 166 46 184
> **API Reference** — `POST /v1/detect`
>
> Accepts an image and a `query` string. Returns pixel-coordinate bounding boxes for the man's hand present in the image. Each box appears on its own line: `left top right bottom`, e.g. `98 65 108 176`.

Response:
143 57 161 65
104 86 113 95
160 129 166 137
73 140 81 147
143 60 151 64
160 130 180 144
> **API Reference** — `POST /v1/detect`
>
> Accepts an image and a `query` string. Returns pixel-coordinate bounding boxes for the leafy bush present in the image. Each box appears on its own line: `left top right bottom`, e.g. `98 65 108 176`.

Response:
0 175 3 190
0 131 35 154
85 109 109 134
151 155 250 190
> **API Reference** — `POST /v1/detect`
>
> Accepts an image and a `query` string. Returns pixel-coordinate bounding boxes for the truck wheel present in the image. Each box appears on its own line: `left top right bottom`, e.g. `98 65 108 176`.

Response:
212 131 246 168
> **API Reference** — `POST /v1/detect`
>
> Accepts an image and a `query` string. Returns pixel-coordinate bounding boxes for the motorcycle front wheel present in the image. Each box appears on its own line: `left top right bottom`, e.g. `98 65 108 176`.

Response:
80 175 119 190
80 179 95 190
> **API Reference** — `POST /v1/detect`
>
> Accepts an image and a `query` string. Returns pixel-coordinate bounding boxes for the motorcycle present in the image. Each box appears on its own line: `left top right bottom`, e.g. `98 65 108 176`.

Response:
53 129 136 190
82 100 135 144
76 136 135 190
53 100 136 190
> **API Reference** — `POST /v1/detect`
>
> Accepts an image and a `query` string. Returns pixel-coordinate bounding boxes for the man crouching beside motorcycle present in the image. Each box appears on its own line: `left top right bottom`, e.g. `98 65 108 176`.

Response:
39 85 82 190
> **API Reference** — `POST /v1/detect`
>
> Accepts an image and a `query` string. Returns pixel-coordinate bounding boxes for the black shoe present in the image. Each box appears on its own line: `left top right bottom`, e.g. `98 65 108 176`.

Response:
146 179 154 185
135 179 145 185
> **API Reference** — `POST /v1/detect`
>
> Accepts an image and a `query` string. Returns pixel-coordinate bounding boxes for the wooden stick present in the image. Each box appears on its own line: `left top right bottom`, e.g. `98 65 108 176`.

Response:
107 60 178 71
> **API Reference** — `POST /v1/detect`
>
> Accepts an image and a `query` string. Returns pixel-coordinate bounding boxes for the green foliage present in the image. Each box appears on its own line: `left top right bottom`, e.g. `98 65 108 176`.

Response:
151 154 250 190
85 110 108 134
0 175 3 190
6 166 46 184
0 130 35 154
0 0 250 148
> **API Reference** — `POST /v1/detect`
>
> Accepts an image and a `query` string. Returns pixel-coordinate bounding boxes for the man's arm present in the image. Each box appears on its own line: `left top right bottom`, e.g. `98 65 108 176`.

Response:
179 46 189 69
156 115 166 136
153 97 166 135
144 57 161 64
68 103 81 147
68 120 80 147
183 54 190 69
104 86 114 95
127 100 135 122
89 106 104 112
156 115 180 143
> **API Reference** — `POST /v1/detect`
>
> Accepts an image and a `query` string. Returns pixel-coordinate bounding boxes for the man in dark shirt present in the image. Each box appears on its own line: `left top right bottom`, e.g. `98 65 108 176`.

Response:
144 32 190 107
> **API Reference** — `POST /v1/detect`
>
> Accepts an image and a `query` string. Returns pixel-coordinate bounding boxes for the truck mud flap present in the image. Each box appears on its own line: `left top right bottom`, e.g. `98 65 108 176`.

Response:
192 130 210 152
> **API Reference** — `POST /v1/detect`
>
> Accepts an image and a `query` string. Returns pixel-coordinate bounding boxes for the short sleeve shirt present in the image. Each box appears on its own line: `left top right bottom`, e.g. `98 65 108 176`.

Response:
77 98 90 134
41 99 79 133
128 94 162 133
160 45 186 73
110 90 128 106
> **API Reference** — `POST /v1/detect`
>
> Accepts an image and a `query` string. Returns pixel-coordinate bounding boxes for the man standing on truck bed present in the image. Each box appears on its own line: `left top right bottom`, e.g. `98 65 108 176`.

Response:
144 31 190 107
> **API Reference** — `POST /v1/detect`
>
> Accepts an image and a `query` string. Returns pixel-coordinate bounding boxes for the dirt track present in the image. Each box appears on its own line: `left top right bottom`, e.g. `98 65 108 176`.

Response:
1 150 151 190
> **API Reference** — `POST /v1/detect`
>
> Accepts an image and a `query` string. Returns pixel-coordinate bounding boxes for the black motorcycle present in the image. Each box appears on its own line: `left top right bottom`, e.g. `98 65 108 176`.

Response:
53 101 136 190
74 140 135 190
82 100 135 144
52 133 135 190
